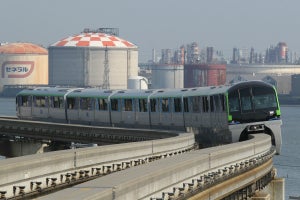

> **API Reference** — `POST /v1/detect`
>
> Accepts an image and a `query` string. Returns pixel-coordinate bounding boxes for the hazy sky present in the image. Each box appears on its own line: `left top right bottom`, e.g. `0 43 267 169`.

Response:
1 0 300 62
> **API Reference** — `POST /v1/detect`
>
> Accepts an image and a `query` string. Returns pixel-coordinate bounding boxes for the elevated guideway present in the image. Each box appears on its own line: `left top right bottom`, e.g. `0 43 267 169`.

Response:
0 117 178 145
0 133 283 199
0 132 195 199
0 117 284 199
35 134 280 200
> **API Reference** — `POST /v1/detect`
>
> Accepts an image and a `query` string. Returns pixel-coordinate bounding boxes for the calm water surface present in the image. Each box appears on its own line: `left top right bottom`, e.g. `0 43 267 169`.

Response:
0 98 299 198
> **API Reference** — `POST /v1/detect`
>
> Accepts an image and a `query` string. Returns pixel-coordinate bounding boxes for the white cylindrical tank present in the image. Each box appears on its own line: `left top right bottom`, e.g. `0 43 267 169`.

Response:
49 32 138 89
0 43 48 92
151 64 184 89
127 76 148 89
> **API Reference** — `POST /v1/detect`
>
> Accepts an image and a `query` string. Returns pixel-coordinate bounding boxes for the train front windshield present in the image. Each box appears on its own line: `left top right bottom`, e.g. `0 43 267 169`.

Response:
228 85 280 123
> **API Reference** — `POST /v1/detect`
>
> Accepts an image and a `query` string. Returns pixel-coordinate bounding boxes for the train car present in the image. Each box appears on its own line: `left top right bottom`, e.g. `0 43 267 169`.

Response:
16 87 78 122
227 81 282 154
16 80 282 154
64 88 116 126
109 89 152 128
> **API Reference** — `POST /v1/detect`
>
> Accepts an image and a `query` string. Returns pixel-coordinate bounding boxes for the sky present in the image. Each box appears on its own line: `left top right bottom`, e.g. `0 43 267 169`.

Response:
1 0 300 62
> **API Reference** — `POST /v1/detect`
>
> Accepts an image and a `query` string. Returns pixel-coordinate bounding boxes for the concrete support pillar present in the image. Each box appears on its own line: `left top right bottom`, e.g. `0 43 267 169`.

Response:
255 178 285 200
0 140 47 157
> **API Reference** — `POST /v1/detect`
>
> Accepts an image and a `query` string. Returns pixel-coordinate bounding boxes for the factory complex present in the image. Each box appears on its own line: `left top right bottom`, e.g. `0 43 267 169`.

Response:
1 28 300 98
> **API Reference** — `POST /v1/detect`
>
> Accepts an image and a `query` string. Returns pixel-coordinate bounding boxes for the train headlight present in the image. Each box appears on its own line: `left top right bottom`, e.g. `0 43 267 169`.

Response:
269 111 274 116
247 124 264 132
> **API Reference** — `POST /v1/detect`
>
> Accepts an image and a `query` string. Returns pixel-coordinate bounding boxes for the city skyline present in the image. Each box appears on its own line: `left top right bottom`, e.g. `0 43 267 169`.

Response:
1 0 300 62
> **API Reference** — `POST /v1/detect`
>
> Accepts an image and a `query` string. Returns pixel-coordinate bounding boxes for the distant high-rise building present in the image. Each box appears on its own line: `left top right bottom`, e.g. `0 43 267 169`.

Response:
180 45 185 64
186 42 199 64
160 49 172 64
249 47 255 64
232 48 239 64
206 47 213 63
239 48 249 63
152 48 156 63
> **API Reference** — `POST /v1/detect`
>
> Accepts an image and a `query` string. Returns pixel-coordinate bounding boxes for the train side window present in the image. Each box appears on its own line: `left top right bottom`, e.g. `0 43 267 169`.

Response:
192 96 200 112
183 97 189 112
80 98 94 110
52 96 64 108
111 99 119 111
210 96 215 112
124 99 133 111
252 87 277 109
98 98 108 111
35 96 46 107
240 88 253 112
139 98 148 112
150 99 157 112
161 98 169 112
202 96 209 112
174 98 181 112
67 97 77 109
228 90 240 112
20 95 31 107
26 96 32 107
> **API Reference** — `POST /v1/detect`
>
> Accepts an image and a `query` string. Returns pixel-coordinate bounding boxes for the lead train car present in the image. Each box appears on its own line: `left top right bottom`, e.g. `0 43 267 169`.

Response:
16 81 282 154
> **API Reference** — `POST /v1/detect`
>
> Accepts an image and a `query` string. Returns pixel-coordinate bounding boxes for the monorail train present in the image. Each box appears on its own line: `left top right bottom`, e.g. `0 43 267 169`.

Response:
16 80 282 154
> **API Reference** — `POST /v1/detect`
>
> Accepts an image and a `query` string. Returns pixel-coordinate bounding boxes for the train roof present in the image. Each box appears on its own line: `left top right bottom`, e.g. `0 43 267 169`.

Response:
110 89 155 99
182 85 230 97
16 81 275 99
67 88 117 98
227 80 274 93
16 87 79 96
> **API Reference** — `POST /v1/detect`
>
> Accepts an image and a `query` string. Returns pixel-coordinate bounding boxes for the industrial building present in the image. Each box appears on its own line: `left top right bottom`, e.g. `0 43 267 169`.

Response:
148 42 227 89
0 43 48 93
184 64 226 88
48 28 138 89
151 64 184 88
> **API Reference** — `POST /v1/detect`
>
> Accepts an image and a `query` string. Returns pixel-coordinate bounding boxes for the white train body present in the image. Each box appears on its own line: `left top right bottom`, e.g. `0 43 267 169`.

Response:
16 81 282 153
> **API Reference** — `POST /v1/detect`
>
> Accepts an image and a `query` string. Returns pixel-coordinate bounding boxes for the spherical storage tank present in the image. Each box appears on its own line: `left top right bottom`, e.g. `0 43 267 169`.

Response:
0 43 48 92
49 32 138 89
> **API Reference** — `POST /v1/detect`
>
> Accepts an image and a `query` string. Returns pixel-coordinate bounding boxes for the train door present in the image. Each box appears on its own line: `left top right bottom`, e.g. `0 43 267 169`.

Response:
78 97 95 124
210 95 225 128
136 98 149 127
201 96 210 127
32 96 49 119
121 98 135 126
191 96 202 126
159 97 172 128
66 97 79 123
172 97 184 128
16 95 32 119
183 97 193 127
49 96 66 120
149 98 159 127
94 98 110 125
110 98 121 126
218 94 228 127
